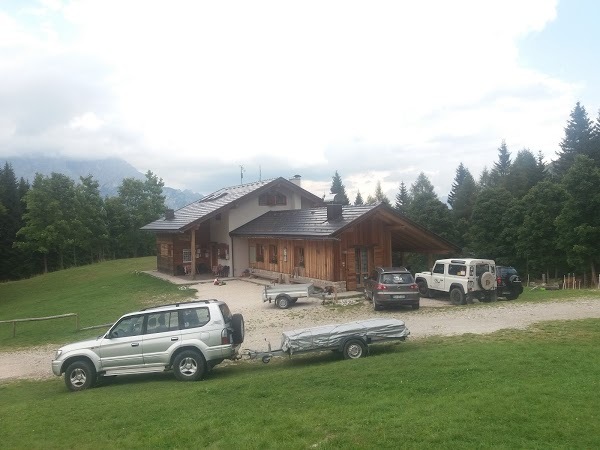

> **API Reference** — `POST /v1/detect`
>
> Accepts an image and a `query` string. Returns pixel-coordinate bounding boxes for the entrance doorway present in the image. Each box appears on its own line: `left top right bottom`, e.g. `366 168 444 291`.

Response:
355 247 369 287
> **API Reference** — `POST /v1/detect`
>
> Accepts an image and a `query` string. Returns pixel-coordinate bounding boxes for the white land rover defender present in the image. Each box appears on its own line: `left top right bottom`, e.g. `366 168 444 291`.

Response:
415 258 497 305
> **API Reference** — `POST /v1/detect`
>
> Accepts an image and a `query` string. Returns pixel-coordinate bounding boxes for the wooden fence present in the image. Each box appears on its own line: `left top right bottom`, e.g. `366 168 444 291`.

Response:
0 313 116 338
0 313 114 337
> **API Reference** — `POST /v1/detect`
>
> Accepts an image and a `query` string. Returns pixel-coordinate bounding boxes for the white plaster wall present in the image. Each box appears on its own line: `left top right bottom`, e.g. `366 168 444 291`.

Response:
226 186 303 276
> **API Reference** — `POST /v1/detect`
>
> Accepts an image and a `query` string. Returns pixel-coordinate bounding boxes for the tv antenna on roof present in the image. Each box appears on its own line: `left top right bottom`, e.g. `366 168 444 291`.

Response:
240 165 245 184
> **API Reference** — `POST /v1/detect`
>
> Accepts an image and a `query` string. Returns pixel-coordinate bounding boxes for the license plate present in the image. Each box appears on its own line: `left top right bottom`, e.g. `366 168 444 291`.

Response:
392 295 405 299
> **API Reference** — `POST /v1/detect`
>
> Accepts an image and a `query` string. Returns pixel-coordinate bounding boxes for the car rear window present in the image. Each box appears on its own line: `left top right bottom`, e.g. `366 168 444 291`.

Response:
380 273 413 284
219 303 232 324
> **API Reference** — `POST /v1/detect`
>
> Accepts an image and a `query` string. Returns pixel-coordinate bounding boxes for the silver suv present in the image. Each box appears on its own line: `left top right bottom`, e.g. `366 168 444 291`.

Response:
52 300 244 391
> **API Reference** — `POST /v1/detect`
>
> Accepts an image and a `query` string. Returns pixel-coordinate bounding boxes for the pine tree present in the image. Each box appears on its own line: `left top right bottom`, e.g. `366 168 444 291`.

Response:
555 102 593 176
374 181 391 206
478 167 491 190
448 163 468 207
330 171 350 205
506 149 542 198
364 194 377 205
406 173 456 242
0 163 31 280
555 155 600 284
394 181 409 213
589 108 600 166
490 140 511 185
354 190 364 206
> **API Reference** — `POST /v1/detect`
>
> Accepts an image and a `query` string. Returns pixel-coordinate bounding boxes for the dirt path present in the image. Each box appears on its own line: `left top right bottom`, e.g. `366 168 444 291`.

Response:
2 279 599 382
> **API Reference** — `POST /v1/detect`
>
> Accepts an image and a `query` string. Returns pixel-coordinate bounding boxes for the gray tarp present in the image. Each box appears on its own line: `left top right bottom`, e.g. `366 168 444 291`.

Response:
280 318 410 354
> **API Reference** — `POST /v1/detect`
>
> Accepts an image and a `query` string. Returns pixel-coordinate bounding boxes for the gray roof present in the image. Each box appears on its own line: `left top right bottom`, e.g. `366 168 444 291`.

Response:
231 203 460 253
230 204 378 239
142 177 322 233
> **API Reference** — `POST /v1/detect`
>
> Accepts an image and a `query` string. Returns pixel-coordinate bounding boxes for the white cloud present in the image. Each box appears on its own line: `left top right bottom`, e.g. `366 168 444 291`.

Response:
0 0 581 199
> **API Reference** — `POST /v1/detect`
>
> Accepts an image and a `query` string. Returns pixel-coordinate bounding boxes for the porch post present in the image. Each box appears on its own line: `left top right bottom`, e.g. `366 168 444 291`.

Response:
191 228 197 280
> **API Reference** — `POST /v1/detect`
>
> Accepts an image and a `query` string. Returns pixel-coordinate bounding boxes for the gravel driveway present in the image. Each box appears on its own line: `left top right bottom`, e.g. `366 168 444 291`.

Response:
2 279 600 382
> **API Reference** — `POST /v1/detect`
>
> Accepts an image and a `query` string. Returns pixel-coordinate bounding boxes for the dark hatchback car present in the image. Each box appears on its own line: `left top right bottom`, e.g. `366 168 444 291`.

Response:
364 267 420 311
496 266 524 300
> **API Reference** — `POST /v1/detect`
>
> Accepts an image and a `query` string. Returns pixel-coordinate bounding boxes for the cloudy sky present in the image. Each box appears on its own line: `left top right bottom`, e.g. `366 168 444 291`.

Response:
0 0 598 201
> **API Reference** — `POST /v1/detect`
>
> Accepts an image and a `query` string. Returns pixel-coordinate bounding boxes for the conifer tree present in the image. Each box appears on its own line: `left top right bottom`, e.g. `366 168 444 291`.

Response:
330 170 350 205
589 108 600 166
394 181 410 213
555 102 593 176
374 181 391 206
490 140 511 185
354 190 364 205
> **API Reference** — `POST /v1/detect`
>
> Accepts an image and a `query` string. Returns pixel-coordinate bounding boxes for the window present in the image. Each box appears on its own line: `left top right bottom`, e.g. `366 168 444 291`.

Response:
145 311 179 334
259 191 287 206
295 247 304 267
182 249 192 263
256 244 265 262
160 243 172 257
433 263 445 274
180 307 210 329
448 264 467 276
275 193 287 205
269 244 278 264
218 243 229 259
111 315 144 338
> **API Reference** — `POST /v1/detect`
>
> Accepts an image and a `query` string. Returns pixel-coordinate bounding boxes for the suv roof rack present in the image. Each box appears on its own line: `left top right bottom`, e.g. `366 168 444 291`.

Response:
141 299 218 311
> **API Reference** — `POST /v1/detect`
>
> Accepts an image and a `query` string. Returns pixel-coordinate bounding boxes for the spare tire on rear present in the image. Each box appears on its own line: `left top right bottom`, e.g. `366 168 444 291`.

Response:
231 313 245 344
478 272 495 290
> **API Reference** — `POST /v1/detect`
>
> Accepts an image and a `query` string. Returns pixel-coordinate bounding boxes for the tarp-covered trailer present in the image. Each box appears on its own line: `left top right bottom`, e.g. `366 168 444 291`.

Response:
244 318 410 362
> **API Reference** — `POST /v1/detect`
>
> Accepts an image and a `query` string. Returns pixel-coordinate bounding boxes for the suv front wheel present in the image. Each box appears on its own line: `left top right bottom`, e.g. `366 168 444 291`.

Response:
64 360 96 392
173 350 206 381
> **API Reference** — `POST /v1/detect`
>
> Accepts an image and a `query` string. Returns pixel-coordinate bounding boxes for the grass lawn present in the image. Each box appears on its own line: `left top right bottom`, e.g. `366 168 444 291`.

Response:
0 319 599 449
0 257 194 349
1 261 599 447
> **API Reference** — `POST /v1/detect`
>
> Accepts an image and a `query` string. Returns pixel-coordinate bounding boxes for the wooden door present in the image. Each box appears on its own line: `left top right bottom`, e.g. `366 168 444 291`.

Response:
354 247 369 288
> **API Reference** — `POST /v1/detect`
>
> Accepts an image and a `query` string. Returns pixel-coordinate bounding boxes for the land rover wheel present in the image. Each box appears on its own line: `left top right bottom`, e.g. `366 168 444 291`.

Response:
64 360 96 392
450 287 466 305
505 291 519 300
231 313 245 344
173 350 206 381
417 280 430 297
276 295 291 309
342 339 367 359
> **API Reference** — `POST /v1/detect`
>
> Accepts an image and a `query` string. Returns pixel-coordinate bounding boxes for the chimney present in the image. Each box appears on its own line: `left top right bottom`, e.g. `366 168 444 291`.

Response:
326 203 343 221
289 174 302 186
323 194 342 221
165 209 175 220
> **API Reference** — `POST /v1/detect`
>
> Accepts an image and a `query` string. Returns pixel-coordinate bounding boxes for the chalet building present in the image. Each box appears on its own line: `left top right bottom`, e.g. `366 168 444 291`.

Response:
141 175 459 292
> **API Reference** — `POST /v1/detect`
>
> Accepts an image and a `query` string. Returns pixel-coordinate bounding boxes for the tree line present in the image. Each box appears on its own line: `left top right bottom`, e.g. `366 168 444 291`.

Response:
0 168 165 281
329 102 600 286
2 102 599 284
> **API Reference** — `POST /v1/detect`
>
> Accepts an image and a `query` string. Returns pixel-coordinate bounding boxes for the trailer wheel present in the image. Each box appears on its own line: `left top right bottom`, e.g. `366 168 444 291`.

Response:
261 355 272 364
342 339 367 360
276 295 291 309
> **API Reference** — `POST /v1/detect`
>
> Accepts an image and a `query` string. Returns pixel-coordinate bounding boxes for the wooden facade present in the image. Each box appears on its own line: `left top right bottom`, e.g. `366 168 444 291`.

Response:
155 222 219 276
246 215 398 291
